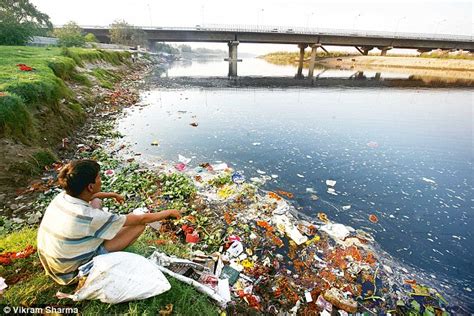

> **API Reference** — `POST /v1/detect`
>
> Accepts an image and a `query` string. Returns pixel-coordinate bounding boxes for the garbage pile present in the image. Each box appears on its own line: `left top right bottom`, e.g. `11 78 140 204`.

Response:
147 157 452 315
103 88 140 108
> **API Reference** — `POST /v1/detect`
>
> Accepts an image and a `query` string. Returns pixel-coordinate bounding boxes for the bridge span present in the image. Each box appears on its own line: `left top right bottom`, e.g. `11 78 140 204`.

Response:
81 24 474 77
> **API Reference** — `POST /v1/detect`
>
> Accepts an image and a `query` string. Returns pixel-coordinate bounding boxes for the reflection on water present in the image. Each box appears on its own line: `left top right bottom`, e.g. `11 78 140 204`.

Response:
119 58 474 309
160 58 473 87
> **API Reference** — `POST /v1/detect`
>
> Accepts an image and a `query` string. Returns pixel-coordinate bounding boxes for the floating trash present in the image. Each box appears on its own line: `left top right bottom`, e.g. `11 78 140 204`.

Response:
231 172 245 184
369 214 379 223
367 141 379 148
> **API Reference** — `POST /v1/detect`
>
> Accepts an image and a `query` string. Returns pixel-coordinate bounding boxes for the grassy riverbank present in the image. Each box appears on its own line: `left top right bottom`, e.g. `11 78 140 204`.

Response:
0 46 130 142
0 46 134 196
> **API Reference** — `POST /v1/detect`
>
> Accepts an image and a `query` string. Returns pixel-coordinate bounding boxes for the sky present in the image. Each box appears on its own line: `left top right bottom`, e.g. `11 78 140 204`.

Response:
31 0 472 54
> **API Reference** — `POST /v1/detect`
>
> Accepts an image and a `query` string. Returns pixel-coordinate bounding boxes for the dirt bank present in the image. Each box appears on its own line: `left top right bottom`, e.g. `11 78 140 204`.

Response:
317 56 474 80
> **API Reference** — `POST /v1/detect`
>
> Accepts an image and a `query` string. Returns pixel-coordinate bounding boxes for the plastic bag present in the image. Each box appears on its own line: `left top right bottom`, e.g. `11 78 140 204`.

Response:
57 252 170 304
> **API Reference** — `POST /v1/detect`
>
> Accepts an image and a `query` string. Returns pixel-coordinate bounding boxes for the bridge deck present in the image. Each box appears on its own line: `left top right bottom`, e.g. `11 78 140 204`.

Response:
81 25 474 51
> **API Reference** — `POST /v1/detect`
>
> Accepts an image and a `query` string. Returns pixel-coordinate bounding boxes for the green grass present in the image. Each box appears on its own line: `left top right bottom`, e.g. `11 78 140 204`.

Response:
0 46 130 142
91 68 122 89
0 93 34 142
0 227 219 315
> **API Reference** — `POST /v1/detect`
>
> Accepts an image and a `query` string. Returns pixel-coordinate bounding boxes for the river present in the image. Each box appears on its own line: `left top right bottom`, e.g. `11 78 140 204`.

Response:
117 57 473 310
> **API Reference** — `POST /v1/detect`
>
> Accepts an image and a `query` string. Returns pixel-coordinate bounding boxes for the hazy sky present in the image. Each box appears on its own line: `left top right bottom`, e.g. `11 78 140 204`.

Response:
31 0 472 53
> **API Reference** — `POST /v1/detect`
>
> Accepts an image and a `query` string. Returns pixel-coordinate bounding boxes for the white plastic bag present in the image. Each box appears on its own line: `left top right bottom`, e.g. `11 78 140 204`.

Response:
57 252 170 304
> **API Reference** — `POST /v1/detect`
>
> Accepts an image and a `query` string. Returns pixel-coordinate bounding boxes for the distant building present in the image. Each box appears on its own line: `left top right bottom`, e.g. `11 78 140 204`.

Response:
28 36 58 46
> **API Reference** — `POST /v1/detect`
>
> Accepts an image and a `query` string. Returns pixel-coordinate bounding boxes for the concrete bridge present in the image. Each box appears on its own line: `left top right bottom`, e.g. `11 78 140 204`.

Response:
81 24 474 77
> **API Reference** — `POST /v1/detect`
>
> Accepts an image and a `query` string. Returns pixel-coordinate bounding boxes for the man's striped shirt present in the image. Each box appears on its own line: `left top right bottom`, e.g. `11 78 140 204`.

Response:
37 191 126 285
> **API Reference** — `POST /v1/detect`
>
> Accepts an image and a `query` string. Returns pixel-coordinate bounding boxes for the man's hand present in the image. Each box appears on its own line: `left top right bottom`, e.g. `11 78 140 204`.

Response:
167 209 182 219
113 193 125 204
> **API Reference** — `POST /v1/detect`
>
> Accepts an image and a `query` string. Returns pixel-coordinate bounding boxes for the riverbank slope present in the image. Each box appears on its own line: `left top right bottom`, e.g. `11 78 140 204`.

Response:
0 46 141 199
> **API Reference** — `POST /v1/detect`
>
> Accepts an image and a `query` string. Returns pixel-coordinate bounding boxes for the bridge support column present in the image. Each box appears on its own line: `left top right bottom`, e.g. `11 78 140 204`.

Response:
356 46 374 55
295 44 308 79
227 41 239 77
308 44 320 78
378 46 393 56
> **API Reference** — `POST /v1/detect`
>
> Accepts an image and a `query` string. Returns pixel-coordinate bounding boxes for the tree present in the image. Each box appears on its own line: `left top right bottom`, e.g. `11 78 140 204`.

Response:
109 19 147 47
53 21 85 47
0 0 52 45
179 44 192 53
154 43 179 54
84 33 98 43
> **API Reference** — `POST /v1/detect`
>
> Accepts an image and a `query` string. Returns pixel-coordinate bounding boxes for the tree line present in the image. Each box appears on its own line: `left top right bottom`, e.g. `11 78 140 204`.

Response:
0 0 168 49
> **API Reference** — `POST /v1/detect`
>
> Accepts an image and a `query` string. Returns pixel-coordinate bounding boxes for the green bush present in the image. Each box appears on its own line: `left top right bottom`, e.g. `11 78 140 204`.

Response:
0 93 35 141
0 0 52 46
84 33 98 43
53 21 85 47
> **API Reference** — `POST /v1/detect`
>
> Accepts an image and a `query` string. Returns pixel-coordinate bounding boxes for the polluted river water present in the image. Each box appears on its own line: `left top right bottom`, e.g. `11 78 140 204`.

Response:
117 57 473 311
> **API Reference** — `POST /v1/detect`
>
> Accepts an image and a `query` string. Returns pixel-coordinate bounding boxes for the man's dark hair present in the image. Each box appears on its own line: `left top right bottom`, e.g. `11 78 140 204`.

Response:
57 159 100 197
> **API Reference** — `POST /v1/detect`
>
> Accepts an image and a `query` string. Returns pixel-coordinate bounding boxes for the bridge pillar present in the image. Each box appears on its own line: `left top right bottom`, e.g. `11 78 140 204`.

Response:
227 41 239 77
295 44 308 79
378 46 393 56
308 44 321 78
356 46 374 55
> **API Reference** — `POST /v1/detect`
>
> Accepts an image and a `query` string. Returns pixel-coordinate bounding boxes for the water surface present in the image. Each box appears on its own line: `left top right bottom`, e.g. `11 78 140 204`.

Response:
118 58 474 309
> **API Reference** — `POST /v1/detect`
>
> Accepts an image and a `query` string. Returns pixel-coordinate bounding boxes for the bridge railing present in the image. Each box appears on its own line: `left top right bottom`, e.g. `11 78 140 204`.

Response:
78 24 472 42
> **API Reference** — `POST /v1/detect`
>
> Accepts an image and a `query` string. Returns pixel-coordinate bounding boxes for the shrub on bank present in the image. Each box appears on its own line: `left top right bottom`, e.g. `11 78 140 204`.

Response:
0 93 35 142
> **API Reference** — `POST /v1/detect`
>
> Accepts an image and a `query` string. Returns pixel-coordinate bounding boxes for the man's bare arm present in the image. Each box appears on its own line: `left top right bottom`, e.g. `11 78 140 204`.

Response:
123 209 181 226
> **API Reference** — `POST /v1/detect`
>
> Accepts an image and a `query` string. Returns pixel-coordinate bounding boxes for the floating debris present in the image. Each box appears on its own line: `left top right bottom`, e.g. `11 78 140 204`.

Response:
369 214 379 223
422 177 437 185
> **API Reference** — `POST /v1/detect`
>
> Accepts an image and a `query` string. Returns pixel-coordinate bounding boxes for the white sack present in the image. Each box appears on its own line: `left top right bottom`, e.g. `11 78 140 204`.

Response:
57 252 170 304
